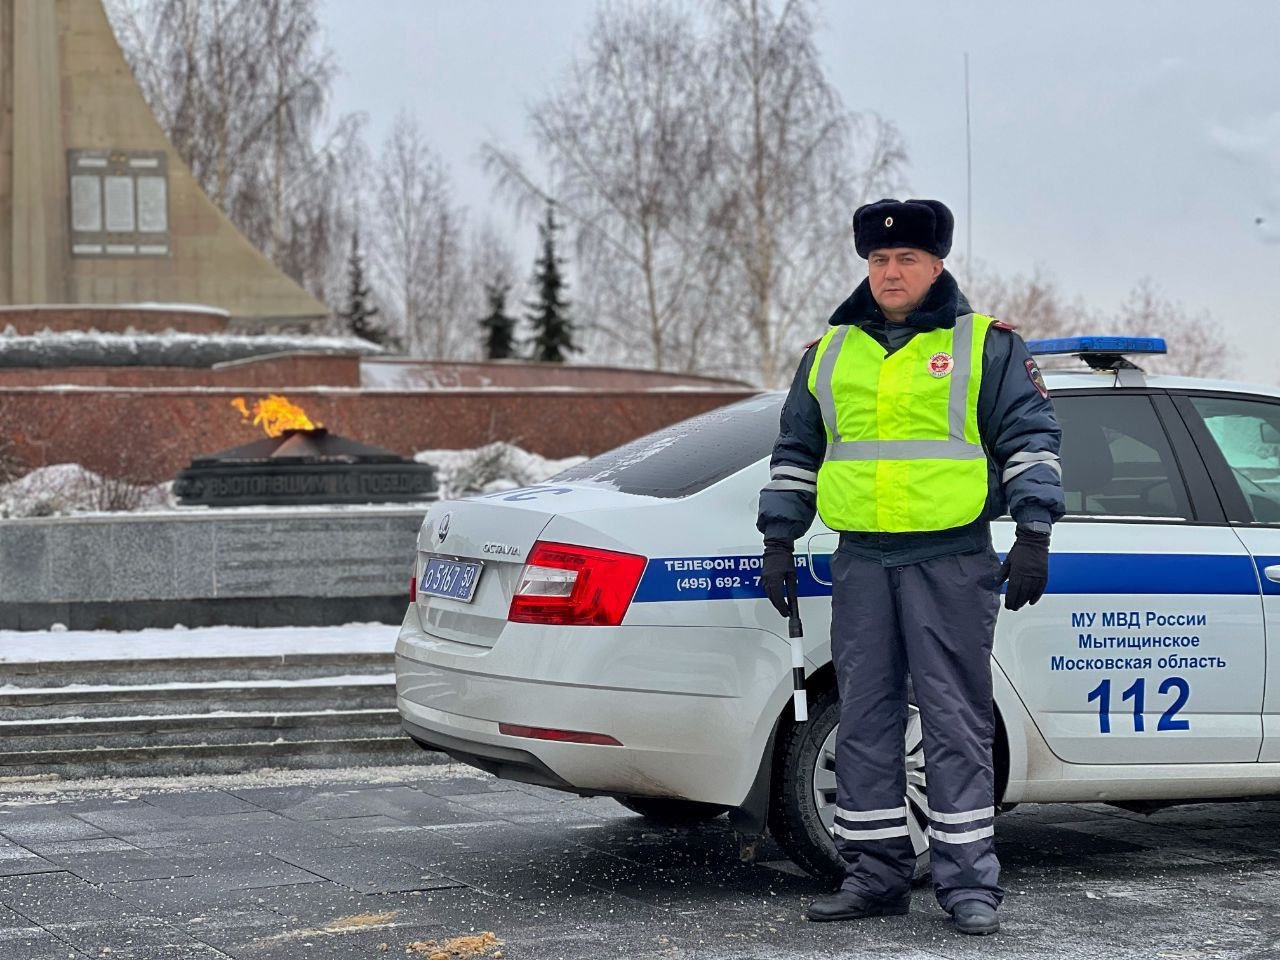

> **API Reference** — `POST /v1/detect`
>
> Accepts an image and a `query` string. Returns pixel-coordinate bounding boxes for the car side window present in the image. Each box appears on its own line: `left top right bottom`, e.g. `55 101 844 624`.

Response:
1054 394 1192 520
1188 396 1280 525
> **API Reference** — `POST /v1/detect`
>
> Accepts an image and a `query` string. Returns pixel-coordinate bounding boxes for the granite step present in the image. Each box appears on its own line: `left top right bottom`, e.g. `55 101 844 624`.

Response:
0 651 396 689
0 708 405 753
0 734 431 780
0 637 441 778
0 675 396 721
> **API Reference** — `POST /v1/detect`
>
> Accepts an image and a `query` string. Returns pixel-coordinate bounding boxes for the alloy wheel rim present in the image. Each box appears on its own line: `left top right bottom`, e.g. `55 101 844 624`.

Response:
814 704 929 861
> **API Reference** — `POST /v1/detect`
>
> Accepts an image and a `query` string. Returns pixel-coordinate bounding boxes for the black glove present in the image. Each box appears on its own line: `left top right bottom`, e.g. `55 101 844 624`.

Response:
761 538 796 619
998 526 1050 611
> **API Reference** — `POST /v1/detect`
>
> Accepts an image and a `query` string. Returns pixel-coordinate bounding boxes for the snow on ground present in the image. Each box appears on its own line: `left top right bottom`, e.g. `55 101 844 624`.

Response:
0 328 381 353
414 441 586 499
360 361 495 390
0 622 399 663
0 761 472 802
0 302 231 318
0 329 382 374
0 674 394 695
19 502 435 521
0 463 174 518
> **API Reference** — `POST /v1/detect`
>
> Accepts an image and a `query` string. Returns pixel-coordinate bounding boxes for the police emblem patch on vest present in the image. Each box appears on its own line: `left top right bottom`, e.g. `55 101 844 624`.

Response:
928 352 954 378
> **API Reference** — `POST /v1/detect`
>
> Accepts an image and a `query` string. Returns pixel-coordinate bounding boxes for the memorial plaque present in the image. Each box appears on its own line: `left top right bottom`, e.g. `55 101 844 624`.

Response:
104 176 136 232
70 175 102 232
136 176 167 233
67 149 169 257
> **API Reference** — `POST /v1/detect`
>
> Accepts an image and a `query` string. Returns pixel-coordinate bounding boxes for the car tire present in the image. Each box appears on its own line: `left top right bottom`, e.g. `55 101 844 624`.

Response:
614 797 731 824
768 684 930 883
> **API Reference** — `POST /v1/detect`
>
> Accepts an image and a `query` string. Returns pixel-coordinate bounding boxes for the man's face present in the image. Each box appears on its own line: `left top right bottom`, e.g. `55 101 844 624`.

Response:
867 247 943 319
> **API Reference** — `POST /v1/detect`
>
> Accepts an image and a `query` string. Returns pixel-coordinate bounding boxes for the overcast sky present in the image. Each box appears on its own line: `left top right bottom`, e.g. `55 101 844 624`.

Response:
324 0 1280 383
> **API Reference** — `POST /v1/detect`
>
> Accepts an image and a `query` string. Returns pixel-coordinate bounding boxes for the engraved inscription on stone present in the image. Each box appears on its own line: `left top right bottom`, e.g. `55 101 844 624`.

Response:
70 175 102 232
104 176 136 232
137 176 167 233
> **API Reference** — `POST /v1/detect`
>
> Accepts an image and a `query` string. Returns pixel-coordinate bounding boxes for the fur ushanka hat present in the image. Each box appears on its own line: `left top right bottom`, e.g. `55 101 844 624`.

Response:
852 198 954 259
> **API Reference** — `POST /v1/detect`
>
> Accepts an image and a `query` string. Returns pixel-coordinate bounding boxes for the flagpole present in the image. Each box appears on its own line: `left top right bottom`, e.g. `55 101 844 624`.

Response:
964 51 973 288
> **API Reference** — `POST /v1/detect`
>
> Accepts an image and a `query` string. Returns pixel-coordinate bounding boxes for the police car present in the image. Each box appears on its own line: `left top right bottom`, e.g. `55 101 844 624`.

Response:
395 337 1280 879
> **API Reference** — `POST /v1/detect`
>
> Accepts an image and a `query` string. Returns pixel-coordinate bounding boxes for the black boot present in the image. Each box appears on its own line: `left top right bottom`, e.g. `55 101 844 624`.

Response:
951 899 1000 935
806 889 911 922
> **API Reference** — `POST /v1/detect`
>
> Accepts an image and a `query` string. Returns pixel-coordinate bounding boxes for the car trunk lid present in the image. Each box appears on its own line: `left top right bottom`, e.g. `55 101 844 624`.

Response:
414 484 645 647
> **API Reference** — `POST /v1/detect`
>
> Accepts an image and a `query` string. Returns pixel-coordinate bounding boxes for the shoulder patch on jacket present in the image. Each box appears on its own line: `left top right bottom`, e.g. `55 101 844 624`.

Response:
1025 358 1049 399
803 336 822 350
991 319 1016 331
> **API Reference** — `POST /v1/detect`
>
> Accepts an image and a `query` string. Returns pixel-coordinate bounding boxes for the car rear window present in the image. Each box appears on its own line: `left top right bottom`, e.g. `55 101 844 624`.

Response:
551 393 782 498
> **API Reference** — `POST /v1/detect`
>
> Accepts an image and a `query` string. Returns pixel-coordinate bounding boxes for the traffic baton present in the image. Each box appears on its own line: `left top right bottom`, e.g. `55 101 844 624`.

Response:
784 572 808 722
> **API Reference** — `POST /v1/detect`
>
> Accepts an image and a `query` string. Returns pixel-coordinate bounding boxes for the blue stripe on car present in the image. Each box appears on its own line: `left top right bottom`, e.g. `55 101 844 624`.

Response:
631 553 1262 602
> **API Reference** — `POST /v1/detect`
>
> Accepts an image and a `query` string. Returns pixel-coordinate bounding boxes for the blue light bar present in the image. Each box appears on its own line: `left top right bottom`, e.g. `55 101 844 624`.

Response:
1025 336 1167 357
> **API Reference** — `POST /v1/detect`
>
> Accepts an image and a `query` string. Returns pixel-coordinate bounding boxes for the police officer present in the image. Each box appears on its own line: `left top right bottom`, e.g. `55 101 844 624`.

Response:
757 198 1064 936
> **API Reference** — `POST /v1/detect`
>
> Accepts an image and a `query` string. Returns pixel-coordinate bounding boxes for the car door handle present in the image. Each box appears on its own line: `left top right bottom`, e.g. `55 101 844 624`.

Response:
1265 565 1280 584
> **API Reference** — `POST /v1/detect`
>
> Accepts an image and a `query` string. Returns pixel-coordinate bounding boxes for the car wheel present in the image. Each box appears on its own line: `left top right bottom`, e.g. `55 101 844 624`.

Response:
768 684 930 882
614 796 731 824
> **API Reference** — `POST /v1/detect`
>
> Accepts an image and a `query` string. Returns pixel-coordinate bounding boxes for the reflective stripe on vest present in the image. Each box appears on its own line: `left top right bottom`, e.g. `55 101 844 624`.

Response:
806 313 994 533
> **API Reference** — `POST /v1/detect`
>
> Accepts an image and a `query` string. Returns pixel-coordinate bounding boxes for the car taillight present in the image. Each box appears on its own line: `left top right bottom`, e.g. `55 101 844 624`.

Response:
508 541 646 626
410 562 417 602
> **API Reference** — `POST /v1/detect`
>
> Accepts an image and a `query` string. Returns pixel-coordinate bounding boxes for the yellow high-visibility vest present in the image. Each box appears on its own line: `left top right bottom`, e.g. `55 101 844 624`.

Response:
806 313 994 533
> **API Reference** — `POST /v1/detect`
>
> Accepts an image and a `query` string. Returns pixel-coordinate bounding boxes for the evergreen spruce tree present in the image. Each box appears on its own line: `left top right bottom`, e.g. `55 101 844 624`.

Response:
478 277 518 360
525 203 576 363
340 228 390 346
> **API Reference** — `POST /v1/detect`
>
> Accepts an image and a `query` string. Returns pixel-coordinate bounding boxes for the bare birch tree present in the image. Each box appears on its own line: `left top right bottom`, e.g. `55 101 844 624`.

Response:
423 200 470 359
482 0 905 385
706 0 906 385
964 262 1229 377
482 3 728 373
107 0 258 210
960 260 1094 339
372 113 469 358
106 0 358 310
1114 279 1231 378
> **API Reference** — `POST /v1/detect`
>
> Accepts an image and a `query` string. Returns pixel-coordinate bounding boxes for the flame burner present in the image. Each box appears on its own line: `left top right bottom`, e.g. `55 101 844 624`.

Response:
174 428 436 507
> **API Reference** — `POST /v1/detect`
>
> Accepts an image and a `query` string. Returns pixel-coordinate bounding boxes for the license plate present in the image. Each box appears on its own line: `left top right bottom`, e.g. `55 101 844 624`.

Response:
418 556 484 602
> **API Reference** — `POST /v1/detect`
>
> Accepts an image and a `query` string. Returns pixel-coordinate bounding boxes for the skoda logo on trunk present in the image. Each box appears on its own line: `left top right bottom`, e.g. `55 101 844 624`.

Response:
437 512 451 543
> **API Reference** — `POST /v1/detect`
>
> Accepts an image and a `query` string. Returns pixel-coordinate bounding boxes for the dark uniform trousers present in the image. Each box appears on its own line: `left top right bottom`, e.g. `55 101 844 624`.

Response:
830 544 1004 911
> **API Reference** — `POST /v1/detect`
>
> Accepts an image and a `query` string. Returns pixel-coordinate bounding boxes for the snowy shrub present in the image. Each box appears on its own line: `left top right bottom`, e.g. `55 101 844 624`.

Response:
414 442 586 499
0 464 173 518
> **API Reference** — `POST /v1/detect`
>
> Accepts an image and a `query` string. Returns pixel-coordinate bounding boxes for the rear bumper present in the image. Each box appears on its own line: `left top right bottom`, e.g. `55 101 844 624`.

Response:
401 718 578 792
394 610 794 806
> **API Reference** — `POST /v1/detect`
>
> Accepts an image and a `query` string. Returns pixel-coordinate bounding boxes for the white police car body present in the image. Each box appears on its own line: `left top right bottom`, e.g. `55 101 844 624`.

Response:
395 337 1280 877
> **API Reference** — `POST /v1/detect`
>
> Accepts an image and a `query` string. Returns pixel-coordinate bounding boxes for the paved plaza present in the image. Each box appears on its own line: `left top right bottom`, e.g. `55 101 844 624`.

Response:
0 763 1278 959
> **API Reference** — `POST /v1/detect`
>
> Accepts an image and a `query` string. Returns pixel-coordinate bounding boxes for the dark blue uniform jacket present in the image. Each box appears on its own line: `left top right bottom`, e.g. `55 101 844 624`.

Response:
756 269 1066 565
